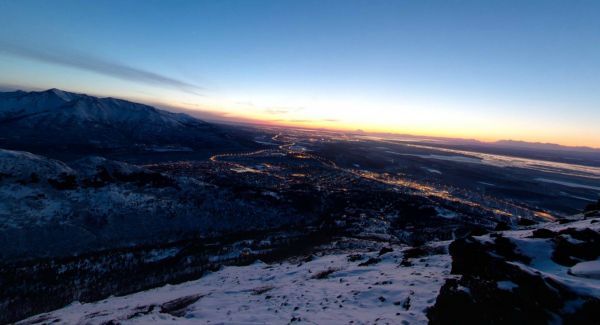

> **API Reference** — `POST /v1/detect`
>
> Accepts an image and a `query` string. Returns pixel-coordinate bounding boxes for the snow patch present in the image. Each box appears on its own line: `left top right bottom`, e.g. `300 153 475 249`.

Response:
496 280 519 291
570 259 600 280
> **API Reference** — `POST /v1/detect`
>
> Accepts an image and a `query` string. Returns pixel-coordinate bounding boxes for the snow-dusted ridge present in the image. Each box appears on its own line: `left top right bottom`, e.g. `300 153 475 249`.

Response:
0 148 311 262
0 88 253 156
0 148 74 180
0 88 198 127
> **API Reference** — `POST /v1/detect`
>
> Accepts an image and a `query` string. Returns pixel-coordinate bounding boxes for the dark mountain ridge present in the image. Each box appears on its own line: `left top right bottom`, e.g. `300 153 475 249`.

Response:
0 88 257 161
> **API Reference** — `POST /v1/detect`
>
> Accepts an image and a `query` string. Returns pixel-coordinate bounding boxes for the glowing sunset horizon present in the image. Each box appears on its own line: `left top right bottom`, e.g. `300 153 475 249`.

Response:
1 1 599 148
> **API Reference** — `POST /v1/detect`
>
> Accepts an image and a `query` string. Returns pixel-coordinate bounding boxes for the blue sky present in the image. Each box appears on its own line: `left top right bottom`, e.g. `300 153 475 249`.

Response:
1 0 599 146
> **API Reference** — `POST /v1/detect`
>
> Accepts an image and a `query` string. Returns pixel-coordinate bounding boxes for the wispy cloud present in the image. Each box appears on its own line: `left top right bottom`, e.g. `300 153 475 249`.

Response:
264 108 290 114
263 106 304 115
0 42 201 94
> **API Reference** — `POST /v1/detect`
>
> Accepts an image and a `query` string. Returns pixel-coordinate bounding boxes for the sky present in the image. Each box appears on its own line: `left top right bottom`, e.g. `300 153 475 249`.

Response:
1 0 599 147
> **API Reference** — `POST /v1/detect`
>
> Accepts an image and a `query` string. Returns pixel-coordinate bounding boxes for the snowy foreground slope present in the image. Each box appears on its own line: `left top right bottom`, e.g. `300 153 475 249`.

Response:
17 216 600 325
17 244 452 325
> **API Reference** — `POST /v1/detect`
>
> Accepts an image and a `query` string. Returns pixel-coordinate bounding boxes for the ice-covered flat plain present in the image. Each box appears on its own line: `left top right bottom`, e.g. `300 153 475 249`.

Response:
387 143 600 180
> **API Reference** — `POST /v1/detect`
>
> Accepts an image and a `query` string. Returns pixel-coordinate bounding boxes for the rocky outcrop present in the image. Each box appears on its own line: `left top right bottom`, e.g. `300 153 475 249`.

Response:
428 218 600 325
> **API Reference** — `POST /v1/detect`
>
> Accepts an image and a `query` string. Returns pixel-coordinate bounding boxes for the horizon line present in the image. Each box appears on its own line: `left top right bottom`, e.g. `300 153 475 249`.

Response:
2 85 600 151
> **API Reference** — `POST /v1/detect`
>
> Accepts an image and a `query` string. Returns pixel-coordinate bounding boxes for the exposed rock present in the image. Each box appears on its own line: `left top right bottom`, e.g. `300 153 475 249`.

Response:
358 257 381 266
159 294 203 317
530 228 556 238
378 247 394 256
428 219 600 325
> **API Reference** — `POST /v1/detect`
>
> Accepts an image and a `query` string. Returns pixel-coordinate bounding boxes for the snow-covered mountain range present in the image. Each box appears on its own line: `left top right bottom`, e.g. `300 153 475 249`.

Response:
0 89 253 159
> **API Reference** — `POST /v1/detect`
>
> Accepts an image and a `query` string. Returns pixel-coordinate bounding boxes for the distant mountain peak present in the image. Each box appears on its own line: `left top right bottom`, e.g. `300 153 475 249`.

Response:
43 88 78 101
0 88 251 159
